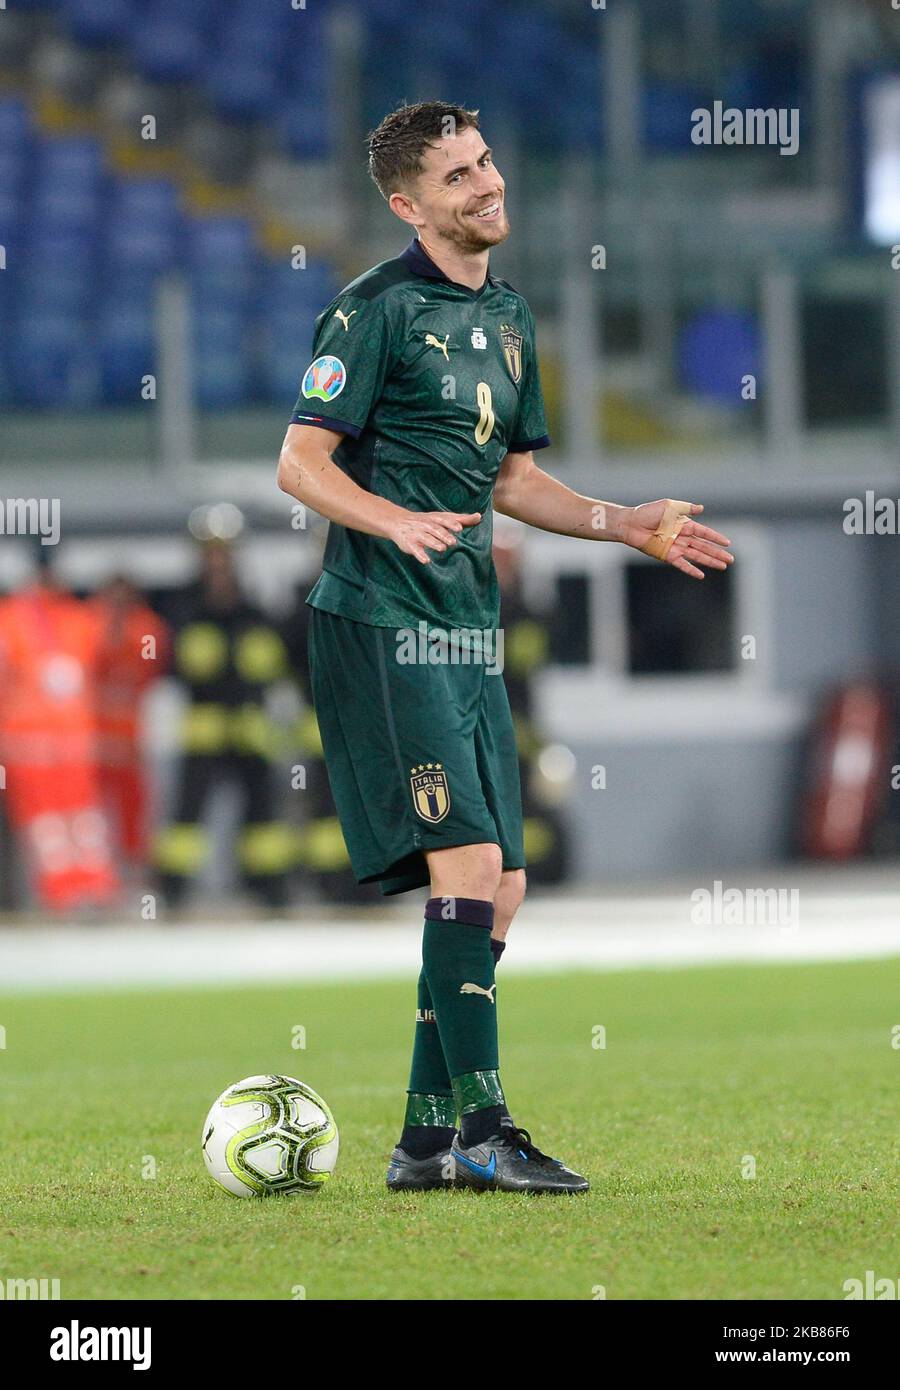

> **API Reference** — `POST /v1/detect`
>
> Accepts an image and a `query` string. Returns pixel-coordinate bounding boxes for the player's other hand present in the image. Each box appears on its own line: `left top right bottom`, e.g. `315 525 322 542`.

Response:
389 509 482 565
621 499 734 580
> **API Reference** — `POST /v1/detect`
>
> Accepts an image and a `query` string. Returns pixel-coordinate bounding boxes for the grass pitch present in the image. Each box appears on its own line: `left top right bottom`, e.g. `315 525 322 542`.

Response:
1 957 897 1300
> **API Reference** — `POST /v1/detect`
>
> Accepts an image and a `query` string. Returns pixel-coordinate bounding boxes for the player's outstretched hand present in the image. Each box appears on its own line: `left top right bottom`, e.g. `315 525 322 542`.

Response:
389 510 482 565
621 499 734 580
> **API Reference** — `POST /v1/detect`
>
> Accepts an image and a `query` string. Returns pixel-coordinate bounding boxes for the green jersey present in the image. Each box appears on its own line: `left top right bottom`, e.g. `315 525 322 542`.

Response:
291 238 550 632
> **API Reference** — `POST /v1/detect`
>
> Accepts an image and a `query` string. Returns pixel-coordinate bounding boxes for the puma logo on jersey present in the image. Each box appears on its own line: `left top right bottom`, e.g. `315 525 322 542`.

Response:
459 982 496 1003
425 332 450 360
334 308 357 331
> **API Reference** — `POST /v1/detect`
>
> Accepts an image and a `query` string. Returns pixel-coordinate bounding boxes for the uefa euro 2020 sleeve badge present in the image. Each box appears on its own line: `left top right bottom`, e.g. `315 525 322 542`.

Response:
410 763 451 823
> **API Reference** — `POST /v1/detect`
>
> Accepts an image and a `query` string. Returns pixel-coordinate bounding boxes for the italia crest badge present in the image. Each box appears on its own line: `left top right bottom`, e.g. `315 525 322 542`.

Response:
499 324 523 383
410 763 450 823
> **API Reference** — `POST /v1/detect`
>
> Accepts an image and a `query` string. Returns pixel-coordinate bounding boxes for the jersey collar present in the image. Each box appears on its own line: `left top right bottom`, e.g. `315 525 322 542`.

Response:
400 238 497 296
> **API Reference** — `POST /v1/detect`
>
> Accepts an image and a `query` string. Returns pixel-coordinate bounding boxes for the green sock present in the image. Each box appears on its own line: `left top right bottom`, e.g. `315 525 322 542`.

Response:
421 896 504 1123
403 967 455 1133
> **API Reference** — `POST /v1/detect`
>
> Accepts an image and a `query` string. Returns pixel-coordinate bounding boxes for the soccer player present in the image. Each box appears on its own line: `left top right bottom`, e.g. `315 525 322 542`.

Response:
277 102 733 1193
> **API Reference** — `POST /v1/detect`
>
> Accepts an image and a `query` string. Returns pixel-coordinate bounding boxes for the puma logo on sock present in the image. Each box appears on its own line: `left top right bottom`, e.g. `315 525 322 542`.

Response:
459 982 496 1003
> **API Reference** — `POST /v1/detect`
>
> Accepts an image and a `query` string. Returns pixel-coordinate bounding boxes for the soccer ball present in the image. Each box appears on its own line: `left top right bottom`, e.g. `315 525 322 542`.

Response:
201 1074 339 1197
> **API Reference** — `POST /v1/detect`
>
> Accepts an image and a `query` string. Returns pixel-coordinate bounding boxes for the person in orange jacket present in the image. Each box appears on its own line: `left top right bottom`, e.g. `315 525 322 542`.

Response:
0 552 120 912
88 576 170 875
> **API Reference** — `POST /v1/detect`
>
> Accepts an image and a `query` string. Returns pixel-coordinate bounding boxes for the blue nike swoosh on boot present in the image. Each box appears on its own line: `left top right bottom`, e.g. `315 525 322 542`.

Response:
454 1150 497 1180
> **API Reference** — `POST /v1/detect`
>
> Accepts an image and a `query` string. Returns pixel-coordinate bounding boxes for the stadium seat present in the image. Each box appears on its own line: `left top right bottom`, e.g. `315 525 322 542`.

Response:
10 310 99 407
107 178 182 273
0 95 33 150
18 230 97 315
186 215 257 277
131 17 207 83
678 308 763 406
258 260 340 403
205 55 282 123
193 307 253 408
644 81 711 152
98 284 157 402
58 0 137 47
32 137 105 235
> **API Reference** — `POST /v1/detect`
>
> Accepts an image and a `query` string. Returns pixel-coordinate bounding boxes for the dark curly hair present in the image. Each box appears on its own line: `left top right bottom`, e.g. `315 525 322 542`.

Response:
367 101 481 200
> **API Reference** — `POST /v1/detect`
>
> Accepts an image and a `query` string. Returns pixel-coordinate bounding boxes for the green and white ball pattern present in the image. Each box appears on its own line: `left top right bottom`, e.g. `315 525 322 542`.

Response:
202 1075 339 1197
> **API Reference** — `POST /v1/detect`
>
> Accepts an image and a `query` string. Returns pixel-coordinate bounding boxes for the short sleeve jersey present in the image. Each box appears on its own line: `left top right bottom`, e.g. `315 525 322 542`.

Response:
290 238 550 633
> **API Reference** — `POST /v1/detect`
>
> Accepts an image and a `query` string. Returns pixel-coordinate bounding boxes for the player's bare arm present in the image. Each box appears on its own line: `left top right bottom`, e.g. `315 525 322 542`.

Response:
494 448 734 580
277 422 481 565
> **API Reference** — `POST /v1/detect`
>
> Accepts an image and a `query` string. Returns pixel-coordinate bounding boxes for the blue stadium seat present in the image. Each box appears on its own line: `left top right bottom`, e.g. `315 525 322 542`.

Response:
490 9 577 145
0 188 24 251
0 102 32 295
18 231 96 315
192 268 258 316
35 134 104 180
32 136 105 234
0 97 34 209
98 285 157 402
205 54 283 122
131 16 207 83
261 10 325 144
717 0 807 41
106 178 182 272
0 273 12 355
58 0 137 46
187 218 259 405
275 90 329 161
644 81 711 152
258 259 340 402
10 311 100 407
186 214 258 285
18 272 94 319
678 309 762 405
198 0 292 120
32 183 101 235
193 305 252 408
0 95 32 145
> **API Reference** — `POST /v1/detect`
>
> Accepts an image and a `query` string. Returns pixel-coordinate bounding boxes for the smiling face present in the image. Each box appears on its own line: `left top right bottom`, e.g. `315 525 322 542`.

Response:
390 125 509 254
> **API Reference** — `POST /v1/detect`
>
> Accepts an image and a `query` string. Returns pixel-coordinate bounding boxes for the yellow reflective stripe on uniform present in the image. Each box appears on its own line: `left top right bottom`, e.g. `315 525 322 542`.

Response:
295 707 323 757
523 816 555 862
511 710 542 758
234 627 288 683
238 823 297 874
230 704 278 757
154 823 209 873
180 704 282 756
506 618 549 676
297 817 350 871
181 704 231 752
176 623 229 680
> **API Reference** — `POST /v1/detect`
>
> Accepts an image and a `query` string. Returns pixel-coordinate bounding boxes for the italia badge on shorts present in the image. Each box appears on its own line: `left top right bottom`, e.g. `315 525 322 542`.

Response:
410 762 450 823
301 354 346 402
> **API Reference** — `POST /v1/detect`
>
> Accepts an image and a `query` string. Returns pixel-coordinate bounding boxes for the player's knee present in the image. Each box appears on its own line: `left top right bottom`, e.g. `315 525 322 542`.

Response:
427 841 503 900
496 868 526 922
465 842 504 899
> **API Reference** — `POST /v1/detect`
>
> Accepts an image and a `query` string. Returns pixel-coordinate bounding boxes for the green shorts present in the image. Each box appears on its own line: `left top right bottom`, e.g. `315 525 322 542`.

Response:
307 606 525 895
